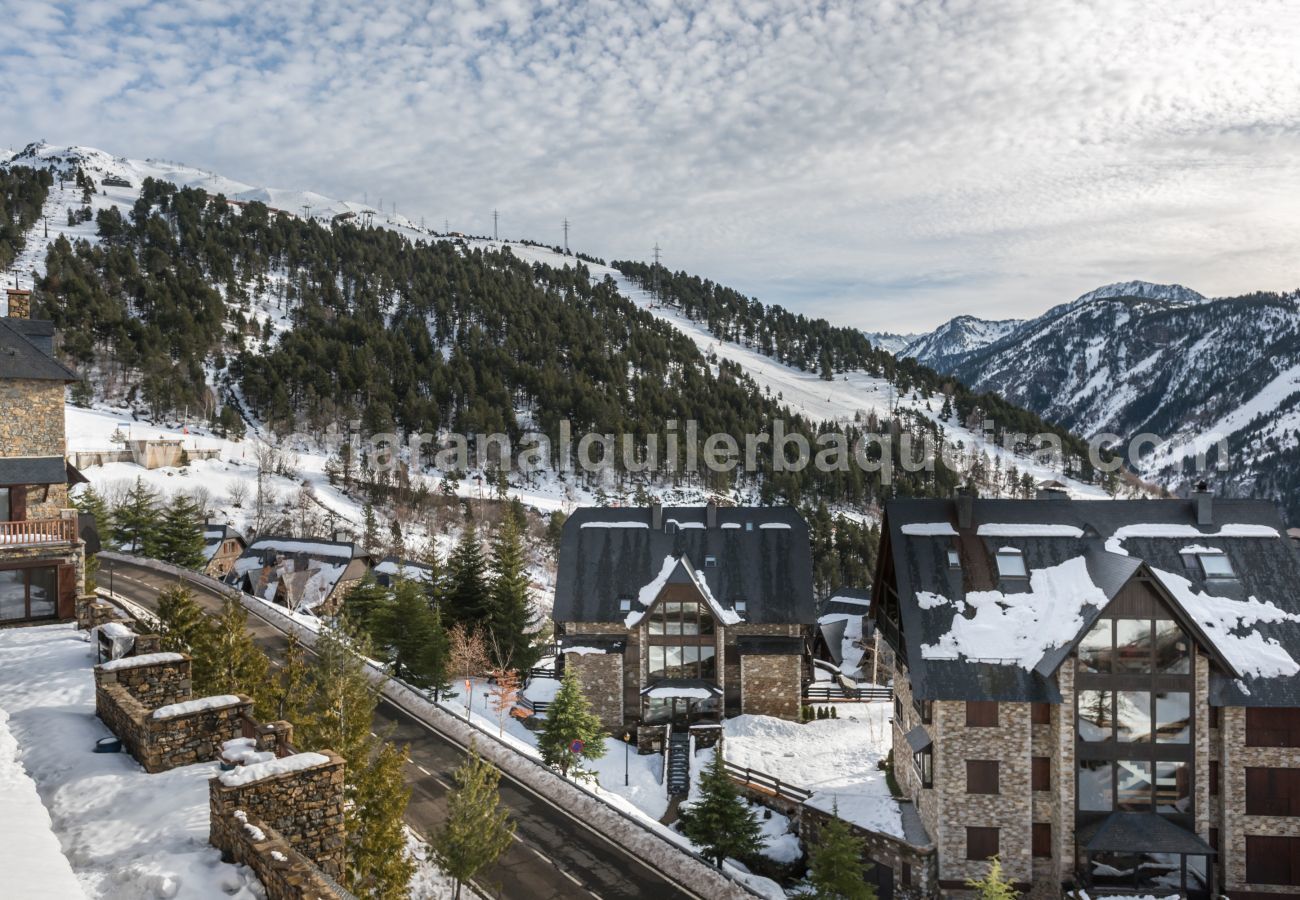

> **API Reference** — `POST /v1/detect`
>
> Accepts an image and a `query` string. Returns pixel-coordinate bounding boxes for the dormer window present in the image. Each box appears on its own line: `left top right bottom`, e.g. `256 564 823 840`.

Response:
705 555 718 568
947 549 961 569
995 549 1027 579
1198 552 1234 579
665 521 678 535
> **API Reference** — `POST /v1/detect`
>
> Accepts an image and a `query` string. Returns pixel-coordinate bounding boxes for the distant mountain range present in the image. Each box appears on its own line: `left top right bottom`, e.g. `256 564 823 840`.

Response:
884 281 1300 520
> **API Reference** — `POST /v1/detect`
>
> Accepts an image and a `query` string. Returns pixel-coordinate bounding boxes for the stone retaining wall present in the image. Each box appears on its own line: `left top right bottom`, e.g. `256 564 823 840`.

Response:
209 750 347 879
218 812 350 900
96 677 250 773
96 652 191 710
801 804 938 899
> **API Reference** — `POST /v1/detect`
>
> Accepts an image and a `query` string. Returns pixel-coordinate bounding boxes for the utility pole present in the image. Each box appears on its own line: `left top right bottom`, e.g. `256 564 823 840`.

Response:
301 204 311 221
563 218 570 253
493 209 499 241
444 218 449 234
652 243 662 302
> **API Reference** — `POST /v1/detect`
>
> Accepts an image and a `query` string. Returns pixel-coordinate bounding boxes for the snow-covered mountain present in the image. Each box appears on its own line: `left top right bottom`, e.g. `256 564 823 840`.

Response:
898 315 1023 366
910 280 1300 518
862 330 921 356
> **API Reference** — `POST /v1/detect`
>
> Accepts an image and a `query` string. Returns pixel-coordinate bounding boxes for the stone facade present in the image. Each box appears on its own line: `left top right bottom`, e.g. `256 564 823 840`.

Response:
217 812 349 900
801 803 939 899
740 653 802 719
97 652 192 710
0 377 65 460
209 750 347 879
565 649 624 728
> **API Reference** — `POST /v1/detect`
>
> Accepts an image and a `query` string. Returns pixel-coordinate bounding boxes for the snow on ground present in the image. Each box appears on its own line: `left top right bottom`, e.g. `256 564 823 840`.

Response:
0 706 86 898
721 705 902 838
0 623 263 900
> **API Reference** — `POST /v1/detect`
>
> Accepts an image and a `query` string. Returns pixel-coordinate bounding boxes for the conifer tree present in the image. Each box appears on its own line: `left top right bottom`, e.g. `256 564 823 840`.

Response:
445 521 489 627
677 750 764 868
205 596 271 699
345 741 416 900
156 493 207 569
259 631 311 725
113 477 161 554
536 667 606 778
965 856 1018 900
377 579 450 694
804 801 875 899
73 486 113 548
154 584 218 689
433 745 515 900
362 502 381 555
344 574 391 637
487 514 540 670
300 617 382 765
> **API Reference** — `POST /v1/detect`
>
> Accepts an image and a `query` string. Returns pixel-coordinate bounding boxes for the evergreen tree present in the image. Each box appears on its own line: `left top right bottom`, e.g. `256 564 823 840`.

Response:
804 802 875 899
156 493 207 569
445 522 490 627
345 741 416 900
677 750 764 868
433 745 516 900
487 515 540 670
965 856 1018 900
362 503 381 555
300 618 382 766
205 597 271 699
344 574 391 637
260 631 311 725
536 667 606 778
544 510 566 559
154 584 218 689
73 486 113 549
376 579 450 694
113 477 161 554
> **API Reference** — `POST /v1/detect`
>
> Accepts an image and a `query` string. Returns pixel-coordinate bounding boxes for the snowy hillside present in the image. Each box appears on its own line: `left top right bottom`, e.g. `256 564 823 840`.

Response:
861 331 921 356
897 315 1023 366
5 140 1107 513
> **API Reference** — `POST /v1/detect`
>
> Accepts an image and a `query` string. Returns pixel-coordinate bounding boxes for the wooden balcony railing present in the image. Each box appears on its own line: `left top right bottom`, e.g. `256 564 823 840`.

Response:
0 518 79 546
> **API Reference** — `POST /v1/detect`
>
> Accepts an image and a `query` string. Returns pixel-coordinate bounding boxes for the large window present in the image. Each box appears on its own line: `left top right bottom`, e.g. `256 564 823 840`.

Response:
645 598 718 683
646 601 716 636
0 567 57 621
647 644 717 680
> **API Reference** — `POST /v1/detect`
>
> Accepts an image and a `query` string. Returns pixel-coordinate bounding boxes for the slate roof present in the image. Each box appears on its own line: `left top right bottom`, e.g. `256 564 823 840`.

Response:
821 586 872 618
553 505 815 626
1078 811 1214 855
0 318 77 381
0 456 68 485
879 496 1300 707
201 524 246 562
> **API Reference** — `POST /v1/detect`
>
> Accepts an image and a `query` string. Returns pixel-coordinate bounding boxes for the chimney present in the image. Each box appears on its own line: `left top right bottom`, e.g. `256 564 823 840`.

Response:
706 500 718 529
6 289 31 319
1036 486 1068 501
955 490 974 531
651 501 663 531
1193 481 1213 526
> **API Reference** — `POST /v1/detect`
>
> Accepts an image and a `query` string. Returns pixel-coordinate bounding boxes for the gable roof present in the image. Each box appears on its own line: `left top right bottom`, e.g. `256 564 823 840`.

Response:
227 536 365 611
553 505 815 625
0 318 77 381
201 523 246 562
880 496 1300 706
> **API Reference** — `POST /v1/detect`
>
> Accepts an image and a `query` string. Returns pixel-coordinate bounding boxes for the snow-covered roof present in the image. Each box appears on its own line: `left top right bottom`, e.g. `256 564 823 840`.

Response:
98 652 185 672
217 751 332 787
152 695 244 720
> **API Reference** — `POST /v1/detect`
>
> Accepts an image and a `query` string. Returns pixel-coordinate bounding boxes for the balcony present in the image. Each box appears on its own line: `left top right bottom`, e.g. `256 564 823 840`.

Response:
0 518 79 547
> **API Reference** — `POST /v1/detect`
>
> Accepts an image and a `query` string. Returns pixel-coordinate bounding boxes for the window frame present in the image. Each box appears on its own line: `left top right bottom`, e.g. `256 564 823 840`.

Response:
966 701 998 727
1032 756 1051 791
966 759 1000 795
965 826 999 861
994 549 1027 579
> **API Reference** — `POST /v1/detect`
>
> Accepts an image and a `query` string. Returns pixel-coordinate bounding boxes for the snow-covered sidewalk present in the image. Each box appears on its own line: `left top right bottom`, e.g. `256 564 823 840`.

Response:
0 623 264 899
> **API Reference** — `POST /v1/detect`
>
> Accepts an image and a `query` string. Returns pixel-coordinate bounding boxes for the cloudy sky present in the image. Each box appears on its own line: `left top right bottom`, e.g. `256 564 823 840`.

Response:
2 0 1298 330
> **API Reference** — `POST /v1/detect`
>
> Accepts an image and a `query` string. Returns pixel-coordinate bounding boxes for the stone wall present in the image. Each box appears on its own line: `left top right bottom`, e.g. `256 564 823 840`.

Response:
96 653 192 710
566 650 623 728
740 653 801 719
0 378 65 460
97 680 251 773
1217 705 1300 895
210 750 347 878
77 596 118 631
801 804 939 899
218 812 350 900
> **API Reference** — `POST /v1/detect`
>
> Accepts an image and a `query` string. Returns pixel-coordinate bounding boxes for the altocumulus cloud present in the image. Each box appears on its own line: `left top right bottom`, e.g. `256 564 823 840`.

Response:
1 0 1299 329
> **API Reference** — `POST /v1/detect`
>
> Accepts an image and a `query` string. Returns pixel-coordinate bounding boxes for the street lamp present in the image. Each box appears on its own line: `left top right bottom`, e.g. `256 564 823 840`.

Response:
623 731 631 786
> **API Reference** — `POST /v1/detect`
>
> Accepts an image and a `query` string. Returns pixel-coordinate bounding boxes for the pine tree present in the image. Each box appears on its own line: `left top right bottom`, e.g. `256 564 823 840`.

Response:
259 631 311 724
113 477 161 554
433 744 515 900
445 522 490 627
965 856 1018 900
300 618 382 766
487 514 540 670
73 486 113 549
156 493 207 569
805 801 875 899
344 574 391 637
345 741 415 900
677 750 764 868
377 579 449 693
536 667 606 778
362 503 381 555
205 597 271 699
154 584 218 689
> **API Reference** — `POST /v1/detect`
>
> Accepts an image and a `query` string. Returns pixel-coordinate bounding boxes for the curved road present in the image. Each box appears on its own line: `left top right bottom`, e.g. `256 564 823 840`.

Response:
100 557 698 900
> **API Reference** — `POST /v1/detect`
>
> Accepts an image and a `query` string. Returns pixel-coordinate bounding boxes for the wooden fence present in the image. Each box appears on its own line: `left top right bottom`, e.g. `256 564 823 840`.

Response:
803 684 892 702
722 760 812 804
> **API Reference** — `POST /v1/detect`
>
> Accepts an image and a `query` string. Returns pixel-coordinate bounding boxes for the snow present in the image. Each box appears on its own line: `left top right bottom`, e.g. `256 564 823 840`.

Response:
818 612 866 678
920 556 1109 668
758 523 791 530
752 805 800 864
0 623 263 899
97 651 184 671
0 706 86 898
217 752 332 787
151 695 244 720
643 686 715 699
625 554 746 629
721 707 902 838
219 738 274 767
976 523 1084 538
521 677 560 704
1149 568 1300 679
900 522 957 536
562 646 610 656
373 559 434 583
580 521 649 529
666 518 707 530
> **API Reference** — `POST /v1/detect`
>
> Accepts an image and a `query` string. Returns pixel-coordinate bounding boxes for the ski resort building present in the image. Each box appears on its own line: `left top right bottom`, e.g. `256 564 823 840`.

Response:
226 537 369 616
0 289 87 626
875 492 1300 899
553 503 816 739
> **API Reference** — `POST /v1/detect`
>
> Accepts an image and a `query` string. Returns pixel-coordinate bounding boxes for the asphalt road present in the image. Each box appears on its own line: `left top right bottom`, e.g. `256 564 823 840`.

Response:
101 558 698 900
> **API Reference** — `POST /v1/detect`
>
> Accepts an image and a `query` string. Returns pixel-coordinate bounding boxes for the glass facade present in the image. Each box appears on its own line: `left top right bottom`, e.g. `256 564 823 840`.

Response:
0 566 58 621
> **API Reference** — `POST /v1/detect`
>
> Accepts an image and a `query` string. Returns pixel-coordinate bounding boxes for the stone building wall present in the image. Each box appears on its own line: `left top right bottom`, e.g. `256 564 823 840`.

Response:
1218 705 1300 895
565 650 624 728
740 653 801 719
96 653 192 710
209 751 347 878
218 812 349 900
0 378 65 459
1049 662 1076 887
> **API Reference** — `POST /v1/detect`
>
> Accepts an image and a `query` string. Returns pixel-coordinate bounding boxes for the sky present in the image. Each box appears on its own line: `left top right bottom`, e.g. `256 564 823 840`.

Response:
2 0 1299 331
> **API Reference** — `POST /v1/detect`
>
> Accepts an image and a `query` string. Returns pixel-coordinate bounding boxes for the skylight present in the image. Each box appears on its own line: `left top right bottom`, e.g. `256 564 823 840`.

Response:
734 600 748 615
947 549 961 568
618 598 632 612
1198 553 1234 578
705 555 718 568
995 549 1027 578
